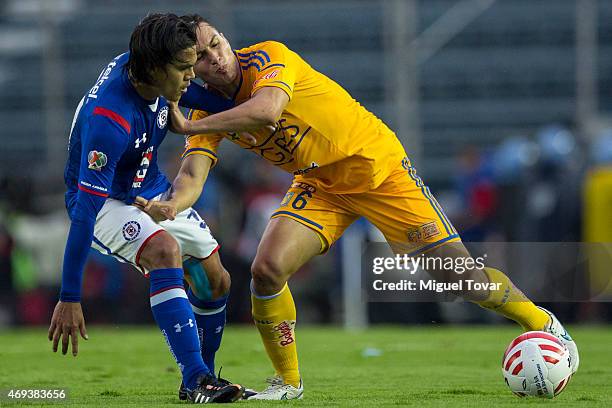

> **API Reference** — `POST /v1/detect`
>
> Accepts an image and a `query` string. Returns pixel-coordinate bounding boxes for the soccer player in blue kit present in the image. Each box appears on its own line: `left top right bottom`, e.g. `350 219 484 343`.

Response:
47 14 245 403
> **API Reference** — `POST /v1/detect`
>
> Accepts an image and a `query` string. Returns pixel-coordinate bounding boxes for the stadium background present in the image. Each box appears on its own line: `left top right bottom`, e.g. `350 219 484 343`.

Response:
1 0 612 330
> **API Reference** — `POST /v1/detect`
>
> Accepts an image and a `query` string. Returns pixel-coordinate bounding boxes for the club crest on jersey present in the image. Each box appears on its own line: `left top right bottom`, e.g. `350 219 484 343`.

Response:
157 106 168 129
87 150 107 171
122 221 141 241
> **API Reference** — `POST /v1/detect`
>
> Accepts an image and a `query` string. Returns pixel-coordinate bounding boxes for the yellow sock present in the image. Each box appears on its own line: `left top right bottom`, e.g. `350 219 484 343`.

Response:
251 283 300 387
476 267 550 331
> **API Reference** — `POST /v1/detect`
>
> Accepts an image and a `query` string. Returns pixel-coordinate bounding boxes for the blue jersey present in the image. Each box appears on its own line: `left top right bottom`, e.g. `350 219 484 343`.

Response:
64 52 170 213
60 53 233 302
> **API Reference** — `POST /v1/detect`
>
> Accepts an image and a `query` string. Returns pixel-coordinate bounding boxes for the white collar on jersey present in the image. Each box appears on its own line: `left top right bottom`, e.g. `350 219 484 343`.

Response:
148 98 159 112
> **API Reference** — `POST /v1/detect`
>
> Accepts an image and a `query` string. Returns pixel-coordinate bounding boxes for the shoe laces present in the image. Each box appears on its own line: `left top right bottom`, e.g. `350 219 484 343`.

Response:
260 376 285 392
199 373 226 390
542 309 572 341
216 367 230 386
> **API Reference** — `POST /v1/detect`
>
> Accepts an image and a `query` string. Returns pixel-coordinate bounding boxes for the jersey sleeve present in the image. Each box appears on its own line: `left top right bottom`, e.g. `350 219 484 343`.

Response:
60 108 129 302
179 81 234 113
181 109 224 167
246 41 297 100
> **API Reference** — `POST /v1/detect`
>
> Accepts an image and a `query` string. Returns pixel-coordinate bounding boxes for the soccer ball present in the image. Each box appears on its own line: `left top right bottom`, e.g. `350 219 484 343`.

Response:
502 331 572 398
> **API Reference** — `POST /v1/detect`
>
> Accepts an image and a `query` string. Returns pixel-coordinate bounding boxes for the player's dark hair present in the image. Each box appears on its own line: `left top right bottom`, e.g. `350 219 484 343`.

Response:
128 13 197 85
180 14 214 30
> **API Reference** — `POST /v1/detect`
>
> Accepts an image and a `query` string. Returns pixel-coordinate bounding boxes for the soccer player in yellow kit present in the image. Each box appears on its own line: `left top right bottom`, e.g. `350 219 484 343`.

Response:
141 15 579 400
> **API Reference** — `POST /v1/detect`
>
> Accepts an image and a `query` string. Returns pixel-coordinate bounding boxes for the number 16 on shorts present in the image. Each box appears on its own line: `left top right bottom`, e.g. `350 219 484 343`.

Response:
280 190 312 210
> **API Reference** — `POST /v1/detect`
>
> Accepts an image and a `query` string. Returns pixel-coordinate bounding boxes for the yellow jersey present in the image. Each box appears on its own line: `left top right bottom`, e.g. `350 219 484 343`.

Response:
184 41 407 193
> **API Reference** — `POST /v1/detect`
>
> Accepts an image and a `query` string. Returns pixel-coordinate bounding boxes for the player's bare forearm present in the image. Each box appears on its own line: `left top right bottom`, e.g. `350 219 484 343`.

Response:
168 155 213 213
133 156 211 222
173 87 289 135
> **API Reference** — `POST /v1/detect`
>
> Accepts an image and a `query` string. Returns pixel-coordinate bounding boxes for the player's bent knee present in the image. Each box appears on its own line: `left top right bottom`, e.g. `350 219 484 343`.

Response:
215 269 231 297
184 257 231 300
139 231 181 270
251 256 287 293
205 265 231 299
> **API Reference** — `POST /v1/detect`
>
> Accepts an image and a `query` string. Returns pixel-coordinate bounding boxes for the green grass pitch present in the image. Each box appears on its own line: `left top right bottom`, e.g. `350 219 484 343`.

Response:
0 325 610 407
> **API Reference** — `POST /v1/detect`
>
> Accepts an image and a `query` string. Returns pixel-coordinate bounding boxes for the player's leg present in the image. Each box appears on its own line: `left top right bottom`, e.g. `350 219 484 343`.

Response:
422 241 549 329
161 206 229 375
183 253 230 375
249 182 358 399
360 157 578 372
250 217 321 391
421 241 578 372
137 232 212 391
91 199 243 401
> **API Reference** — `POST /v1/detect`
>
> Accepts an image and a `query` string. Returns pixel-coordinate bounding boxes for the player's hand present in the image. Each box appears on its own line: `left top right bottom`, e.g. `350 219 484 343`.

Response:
228 131 257 144
168 102 191 135
48 301 88 357
228 125 276 145
134 196 177 222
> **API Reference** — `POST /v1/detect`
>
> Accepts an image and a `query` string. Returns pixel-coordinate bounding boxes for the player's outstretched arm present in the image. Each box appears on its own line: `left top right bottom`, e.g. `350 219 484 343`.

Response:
49 193 103 357
136 154 212 222
170 87 289 135
50 112 128 357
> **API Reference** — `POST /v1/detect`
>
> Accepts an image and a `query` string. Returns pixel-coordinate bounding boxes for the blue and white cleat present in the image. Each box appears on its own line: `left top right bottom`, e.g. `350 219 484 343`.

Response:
539 306 579 374
247 376 304 400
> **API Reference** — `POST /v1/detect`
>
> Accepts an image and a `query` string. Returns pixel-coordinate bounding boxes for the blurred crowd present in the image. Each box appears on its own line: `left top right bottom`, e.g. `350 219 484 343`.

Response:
2 124 612 326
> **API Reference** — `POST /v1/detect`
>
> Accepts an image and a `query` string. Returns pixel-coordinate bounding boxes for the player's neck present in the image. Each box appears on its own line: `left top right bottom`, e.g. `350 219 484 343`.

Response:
132 82 159 102
128 70 160 102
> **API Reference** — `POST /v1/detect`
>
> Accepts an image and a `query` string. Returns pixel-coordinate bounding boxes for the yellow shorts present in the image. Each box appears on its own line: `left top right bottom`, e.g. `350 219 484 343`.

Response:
270 157 461 254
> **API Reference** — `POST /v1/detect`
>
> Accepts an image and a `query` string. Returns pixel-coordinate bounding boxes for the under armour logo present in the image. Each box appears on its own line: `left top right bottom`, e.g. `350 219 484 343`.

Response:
135 132 147 148
174 319 194 332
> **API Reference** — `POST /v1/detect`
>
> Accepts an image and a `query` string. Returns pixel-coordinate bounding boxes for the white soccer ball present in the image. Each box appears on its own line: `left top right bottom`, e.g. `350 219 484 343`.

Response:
502 331 573 398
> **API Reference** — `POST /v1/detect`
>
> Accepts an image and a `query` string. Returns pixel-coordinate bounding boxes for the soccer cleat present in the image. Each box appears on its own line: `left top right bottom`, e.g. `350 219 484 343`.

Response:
186 373 244 403
247 376 303 400
179 382 188 401
539 306 579 374
179 369 256 401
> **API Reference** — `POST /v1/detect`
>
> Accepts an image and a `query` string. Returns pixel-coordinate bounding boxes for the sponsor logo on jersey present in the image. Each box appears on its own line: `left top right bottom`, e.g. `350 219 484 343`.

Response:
253 69 280 87
407 221 441 242
132 146 154 188
122 221 141 241
87 150 108 171
293 162 319 176
291 181 316 193
87 60 118 99
79 180 108 192
134 132 147 149
273 320 296 347
157 106 168 129
420 221 441 240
